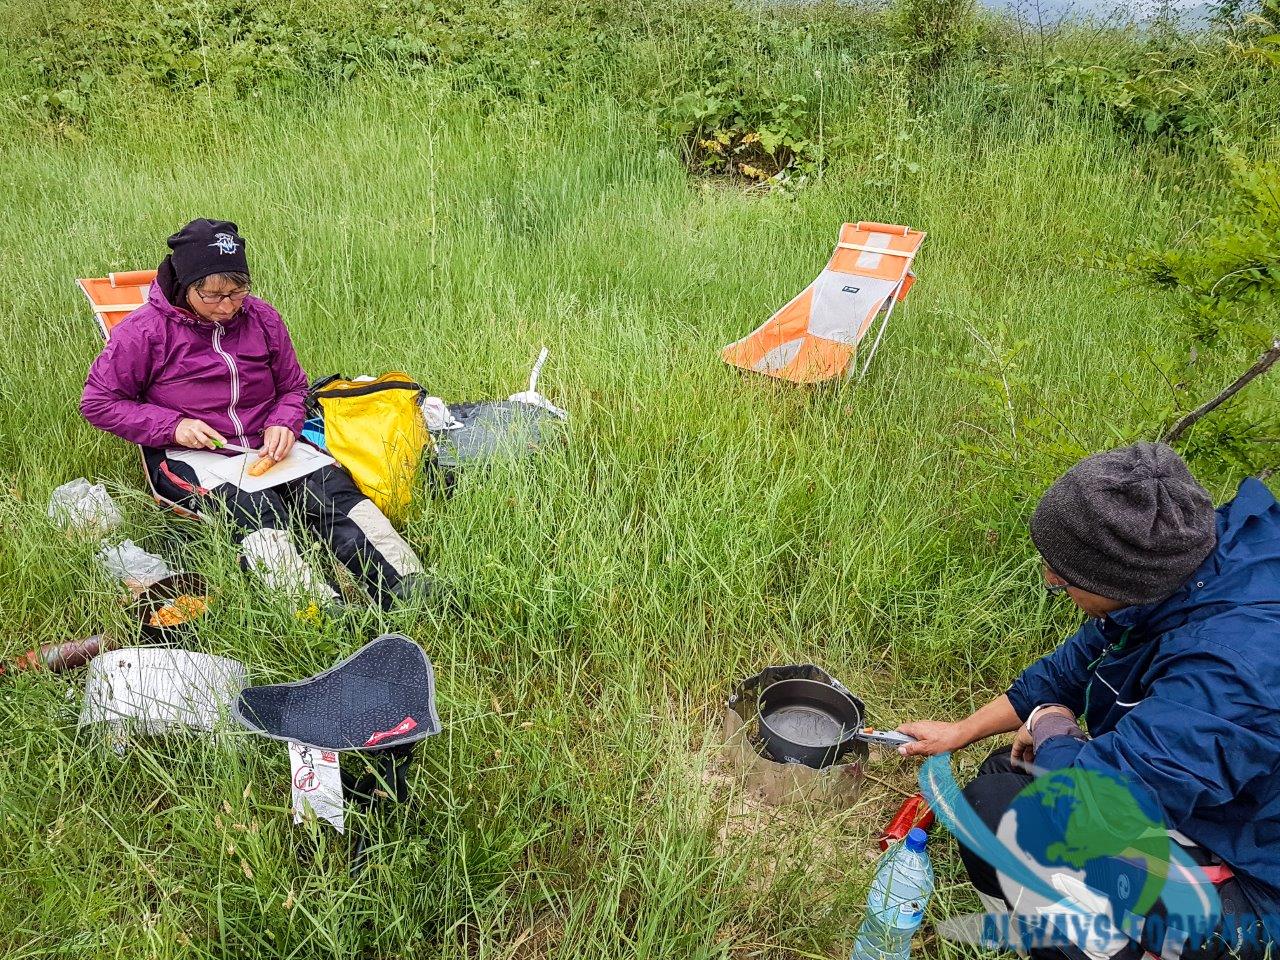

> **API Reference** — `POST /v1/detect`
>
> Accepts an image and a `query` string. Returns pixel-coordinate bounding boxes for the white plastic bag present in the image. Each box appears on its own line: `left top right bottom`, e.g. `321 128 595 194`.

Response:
97 539 174 590
420 396 462 432
509 347 568 420
48 478 122 533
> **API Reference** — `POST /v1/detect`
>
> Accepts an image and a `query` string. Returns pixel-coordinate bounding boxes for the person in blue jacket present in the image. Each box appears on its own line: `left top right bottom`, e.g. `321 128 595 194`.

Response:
899 442 1280 959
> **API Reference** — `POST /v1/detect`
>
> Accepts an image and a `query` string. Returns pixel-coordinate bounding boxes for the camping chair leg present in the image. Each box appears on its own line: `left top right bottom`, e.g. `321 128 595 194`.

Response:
857 280 905 379
350 828 371 878
344 747 414 878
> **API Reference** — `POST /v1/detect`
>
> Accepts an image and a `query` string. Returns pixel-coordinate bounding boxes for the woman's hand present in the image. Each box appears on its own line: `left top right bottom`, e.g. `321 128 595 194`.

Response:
174 418 227 450
261 425 295 462
895 720 972 758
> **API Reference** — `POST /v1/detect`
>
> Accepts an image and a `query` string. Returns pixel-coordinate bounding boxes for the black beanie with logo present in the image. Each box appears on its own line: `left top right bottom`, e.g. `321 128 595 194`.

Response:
156 219 250 308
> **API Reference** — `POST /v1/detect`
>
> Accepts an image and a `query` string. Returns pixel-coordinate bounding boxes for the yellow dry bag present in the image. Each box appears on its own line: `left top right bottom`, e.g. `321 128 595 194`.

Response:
314 372 428 523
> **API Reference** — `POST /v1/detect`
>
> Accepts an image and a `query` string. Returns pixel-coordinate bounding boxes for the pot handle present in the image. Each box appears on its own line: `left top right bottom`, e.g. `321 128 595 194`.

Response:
856 728 917 747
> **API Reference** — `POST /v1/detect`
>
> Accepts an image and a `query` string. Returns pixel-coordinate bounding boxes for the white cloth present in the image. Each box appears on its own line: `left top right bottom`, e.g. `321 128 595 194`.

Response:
420 397 461 432
79 648 246 736
241 528 339 603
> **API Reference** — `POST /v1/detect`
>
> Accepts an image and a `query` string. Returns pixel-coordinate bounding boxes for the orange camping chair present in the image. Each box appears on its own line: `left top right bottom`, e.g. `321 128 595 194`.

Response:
722 221 925 383
77 270 201 520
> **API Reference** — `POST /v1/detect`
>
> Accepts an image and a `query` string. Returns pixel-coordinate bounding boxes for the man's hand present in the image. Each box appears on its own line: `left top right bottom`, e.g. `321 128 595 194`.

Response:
174 418 227 450
895 720 972 757
1012 704 1076 769
261 425 296 462
1011 724 1035 769
894 695 1023 760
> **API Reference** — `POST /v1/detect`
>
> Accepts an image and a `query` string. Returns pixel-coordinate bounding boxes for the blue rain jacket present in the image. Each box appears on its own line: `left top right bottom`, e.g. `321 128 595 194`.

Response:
1007 478 1280 917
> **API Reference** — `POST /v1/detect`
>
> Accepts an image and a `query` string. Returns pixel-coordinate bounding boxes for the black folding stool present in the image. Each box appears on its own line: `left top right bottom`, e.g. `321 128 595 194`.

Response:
233 633 442 874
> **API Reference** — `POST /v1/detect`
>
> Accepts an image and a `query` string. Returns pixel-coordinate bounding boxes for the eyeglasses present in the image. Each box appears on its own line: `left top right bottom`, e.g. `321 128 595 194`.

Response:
193 286 251 305
1042 566 1071 595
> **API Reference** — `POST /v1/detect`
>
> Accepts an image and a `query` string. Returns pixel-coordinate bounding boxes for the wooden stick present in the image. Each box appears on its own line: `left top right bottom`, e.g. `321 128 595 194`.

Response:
1163 339 1280 444
0 635 114 677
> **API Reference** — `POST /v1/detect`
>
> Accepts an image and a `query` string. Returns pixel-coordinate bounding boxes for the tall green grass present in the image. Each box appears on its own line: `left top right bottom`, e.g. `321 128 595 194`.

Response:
0 15 1261 959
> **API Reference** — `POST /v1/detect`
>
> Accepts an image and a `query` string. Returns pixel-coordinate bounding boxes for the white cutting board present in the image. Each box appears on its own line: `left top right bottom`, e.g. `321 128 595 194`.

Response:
166 442 334 493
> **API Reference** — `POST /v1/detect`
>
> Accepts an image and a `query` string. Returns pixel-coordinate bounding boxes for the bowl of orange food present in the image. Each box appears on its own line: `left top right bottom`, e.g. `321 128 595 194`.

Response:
133 573 212 643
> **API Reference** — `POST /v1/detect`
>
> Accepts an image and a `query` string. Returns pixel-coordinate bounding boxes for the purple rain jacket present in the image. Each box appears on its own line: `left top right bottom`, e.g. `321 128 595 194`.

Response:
81 280 309 451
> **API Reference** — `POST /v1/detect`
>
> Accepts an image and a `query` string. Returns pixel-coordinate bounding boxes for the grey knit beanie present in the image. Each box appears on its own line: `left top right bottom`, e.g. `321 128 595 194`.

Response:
1030 442 1217 606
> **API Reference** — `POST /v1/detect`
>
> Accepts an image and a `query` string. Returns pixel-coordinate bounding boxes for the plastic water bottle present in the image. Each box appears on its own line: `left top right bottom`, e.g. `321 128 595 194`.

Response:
851 827 934 960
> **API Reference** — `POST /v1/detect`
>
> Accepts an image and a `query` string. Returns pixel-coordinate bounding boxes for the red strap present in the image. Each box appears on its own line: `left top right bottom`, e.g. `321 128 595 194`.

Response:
160 462 210 497
1201 863 1235 885
364 716 417 747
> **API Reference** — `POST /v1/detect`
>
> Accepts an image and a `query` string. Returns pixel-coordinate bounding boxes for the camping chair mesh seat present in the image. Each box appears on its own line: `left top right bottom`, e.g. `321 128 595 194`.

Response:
233 634 441 752
722 221 926 383
77 269 200 520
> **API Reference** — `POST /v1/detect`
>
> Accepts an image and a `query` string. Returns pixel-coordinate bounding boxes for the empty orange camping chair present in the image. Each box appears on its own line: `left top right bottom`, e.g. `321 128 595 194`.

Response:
722 222 925 383
78 270 157 340
77 269 199 519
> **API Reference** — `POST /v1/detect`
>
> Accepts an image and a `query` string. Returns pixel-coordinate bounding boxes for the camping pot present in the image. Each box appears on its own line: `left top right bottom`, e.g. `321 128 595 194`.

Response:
756 678 915 768
132 573 212 644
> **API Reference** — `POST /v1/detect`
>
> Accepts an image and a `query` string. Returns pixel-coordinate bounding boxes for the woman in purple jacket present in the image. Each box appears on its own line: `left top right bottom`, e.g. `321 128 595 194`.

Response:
81 219 428 610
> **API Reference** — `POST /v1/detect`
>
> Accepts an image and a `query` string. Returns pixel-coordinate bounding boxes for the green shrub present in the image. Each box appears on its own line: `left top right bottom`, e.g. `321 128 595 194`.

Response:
1132 150 1279 343
1045 55 1214 139
1126 149 1280 479
659 83 824 188
890 0 981 71
952 144 1280 492
15 0 439 126
1036 33 1280 146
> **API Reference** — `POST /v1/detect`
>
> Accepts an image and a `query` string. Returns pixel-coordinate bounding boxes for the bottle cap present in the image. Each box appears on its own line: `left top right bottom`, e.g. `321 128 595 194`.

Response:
905 827 928 851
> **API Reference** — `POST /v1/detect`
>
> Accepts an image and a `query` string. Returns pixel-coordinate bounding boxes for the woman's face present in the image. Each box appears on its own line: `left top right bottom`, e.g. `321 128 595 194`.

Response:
186 275 249 324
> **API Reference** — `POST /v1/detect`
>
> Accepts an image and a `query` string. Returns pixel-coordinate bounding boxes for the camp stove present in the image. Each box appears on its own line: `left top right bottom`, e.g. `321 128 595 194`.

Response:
723 664 868 806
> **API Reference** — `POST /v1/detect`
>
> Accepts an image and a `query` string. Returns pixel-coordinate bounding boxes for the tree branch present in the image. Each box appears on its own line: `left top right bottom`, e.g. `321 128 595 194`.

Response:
1163 339 1280 444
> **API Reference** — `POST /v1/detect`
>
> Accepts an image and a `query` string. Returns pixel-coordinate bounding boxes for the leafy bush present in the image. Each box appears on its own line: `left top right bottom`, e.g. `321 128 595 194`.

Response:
1214 0 1280 35
8 0 877 140
1132 150 1279 343
1036 30 1280 146
1045 55 1214 139
659 83 824 188
890 0 981 71
1125 150 1280 479
16 0 439 126
953 147 1280 491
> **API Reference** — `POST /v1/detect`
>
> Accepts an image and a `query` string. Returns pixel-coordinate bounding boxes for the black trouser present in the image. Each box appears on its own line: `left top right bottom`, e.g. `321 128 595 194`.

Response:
146 449 425 610
960 748 1271 960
